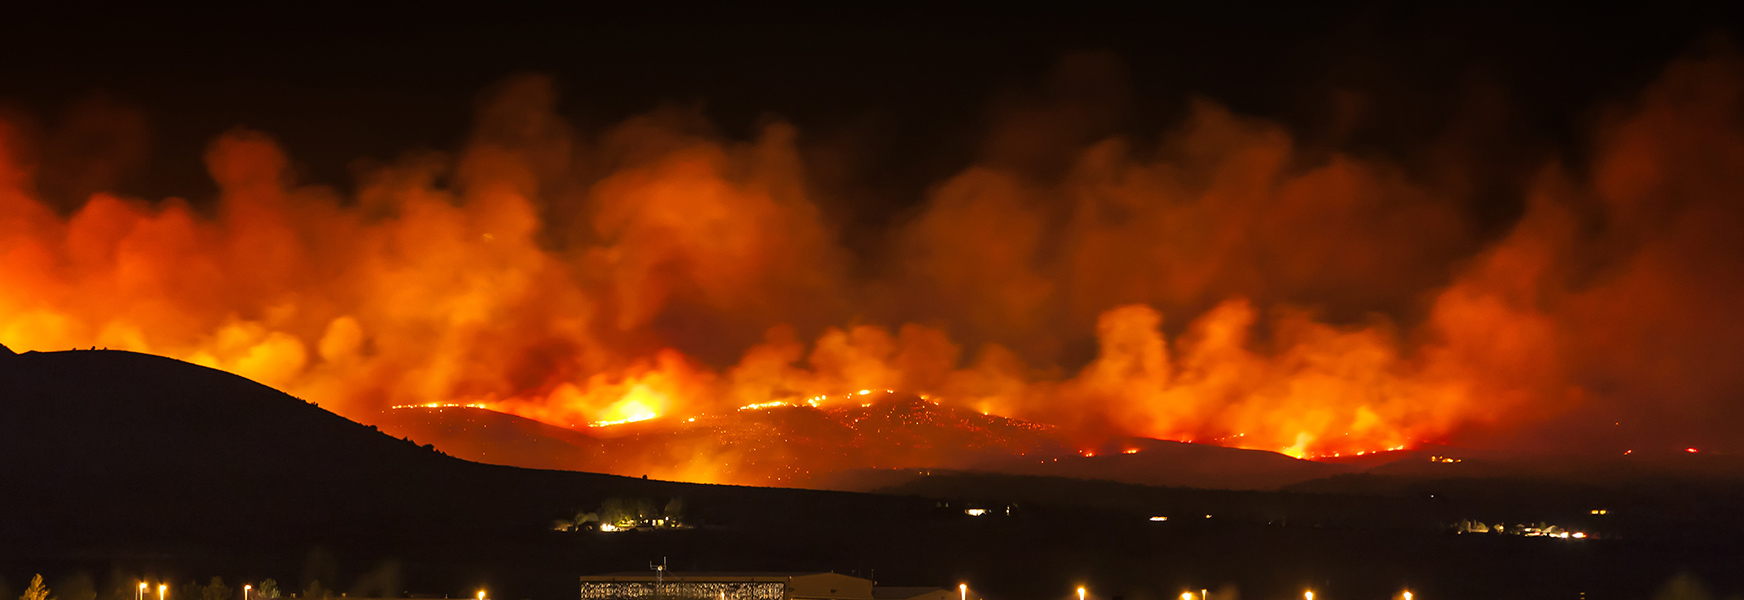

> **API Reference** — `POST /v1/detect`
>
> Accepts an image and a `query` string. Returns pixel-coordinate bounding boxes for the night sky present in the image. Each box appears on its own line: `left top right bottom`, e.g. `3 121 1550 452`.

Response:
3 2 1737 220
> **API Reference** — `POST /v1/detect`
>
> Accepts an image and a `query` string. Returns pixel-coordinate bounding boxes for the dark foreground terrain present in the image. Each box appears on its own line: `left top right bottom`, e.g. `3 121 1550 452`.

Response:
4 346 1744 600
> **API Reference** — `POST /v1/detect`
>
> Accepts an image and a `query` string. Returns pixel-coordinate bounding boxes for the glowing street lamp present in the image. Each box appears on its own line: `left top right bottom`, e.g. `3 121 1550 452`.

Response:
245 585 252 600
959 584 967 600
478 591 487 600
1077 587 1086 600
1304 592 1313 600
1403 592 1412 600
159 584 167 600
1182 593 1193 600
138 583 147 600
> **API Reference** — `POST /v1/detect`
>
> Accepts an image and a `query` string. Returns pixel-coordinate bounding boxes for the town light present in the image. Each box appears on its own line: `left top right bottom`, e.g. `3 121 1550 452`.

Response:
960 584 967 600
1077 587 1086 600
244 585 252 600
1304 592 1313 600
1402 592 1412 600
1182 593 1193 600
478 591 486 600
138 583 147 600
159 584 167 600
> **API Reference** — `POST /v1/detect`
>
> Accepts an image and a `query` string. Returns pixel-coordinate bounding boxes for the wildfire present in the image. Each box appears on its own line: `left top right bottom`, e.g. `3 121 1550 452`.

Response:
3 52 1743 482
589 413 658 428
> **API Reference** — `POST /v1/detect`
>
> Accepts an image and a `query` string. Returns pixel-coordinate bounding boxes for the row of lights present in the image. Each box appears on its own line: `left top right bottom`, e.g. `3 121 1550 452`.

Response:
1064 585 1413 600
138 582 486 600
149 578 1425 600
136 584 260 600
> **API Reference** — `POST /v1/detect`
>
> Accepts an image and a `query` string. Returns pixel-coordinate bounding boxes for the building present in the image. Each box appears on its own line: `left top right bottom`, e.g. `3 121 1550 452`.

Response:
874 588 968 600
579 573 952 600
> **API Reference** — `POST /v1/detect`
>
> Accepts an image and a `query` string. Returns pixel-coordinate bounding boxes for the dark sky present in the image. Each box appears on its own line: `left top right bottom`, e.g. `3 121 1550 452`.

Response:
1 2 1740 220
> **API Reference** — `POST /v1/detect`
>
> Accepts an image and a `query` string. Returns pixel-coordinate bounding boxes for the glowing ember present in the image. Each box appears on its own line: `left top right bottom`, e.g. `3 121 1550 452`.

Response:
588 414 657 427
588 398 660 427
391 402 491 410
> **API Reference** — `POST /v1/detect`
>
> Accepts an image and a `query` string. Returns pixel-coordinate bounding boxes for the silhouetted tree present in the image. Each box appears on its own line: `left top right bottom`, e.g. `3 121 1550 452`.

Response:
200 579 231 600
21 575 54 600
633 497 657 521
256 581 280 599
600 497 629 525
662 497 685 523
300 582 327 600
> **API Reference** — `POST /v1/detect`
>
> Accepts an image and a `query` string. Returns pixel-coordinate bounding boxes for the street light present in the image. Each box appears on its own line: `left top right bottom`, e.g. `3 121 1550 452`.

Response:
1182 593 1193 600
959 584 967 600
245 585 252 600
1304 592 1313 600
1077 587 1086 600
478 591 486 600
159 584 167 600
1402 593 1412 600
138 583 147 600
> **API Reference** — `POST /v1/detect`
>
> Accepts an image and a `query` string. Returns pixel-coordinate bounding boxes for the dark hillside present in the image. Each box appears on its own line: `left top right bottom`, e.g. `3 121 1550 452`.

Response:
0 350 927 551
371 406 604 471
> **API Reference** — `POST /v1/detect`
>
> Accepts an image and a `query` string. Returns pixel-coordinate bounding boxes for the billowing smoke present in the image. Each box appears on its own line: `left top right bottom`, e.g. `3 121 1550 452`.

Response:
3 48 1742 473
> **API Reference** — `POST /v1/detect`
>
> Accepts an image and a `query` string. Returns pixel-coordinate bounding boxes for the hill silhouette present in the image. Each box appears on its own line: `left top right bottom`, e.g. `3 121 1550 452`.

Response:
372 406 604 471
0 349 925 551
381 394 1341 490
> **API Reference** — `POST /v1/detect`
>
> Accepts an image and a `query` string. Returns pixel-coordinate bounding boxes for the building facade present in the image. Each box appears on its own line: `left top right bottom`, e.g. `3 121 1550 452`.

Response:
578 573 876 600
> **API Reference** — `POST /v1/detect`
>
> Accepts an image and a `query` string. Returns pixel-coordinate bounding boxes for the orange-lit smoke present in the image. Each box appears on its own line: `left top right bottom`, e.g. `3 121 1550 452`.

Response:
4 51 1744 477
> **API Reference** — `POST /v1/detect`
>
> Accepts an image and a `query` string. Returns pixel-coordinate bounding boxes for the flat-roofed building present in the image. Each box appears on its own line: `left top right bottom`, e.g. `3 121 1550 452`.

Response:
873 587 972 600
579 573 873 600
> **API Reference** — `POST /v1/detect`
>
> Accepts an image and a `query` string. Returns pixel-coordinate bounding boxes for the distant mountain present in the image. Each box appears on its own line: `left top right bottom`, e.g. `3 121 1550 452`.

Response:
372 405 603 471
967 437 1348 490
376 393 1343 490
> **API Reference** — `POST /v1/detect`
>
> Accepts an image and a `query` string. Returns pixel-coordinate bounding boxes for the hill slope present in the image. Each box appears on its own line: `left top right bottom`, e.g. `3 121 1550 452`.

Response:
379 394 1340 490
0 349 922 549
372 405 604 471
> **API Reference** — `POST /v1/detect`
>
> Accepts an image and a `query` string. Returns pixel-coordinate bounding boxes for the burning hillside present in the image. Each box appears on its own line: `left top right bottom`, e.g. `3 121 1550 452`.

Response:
381 392 1076 485
4 47 1744 479
378 391 1349 489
